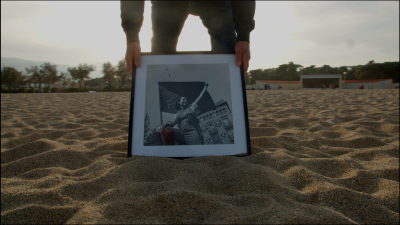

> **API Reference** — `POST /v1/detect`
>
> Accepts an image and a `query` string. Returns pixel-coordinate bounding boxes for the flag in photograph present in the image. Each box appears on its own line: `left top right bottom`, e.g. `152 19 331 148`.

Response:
158 81 216 114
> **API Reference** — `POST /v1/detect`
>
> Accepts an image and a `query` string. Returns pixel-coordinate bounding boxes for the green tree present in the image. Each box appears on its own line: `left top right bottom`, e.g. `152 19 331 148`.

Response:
25 65 43 89
115 59 130 88
244 73 251 85
262 68 278 80
275 64 289 80
68 63 95 90
381 62 399 83
40 62 65 88
299 65 318 75
287 61 303 80
61 73 73 88
344 65 360 80
17 73 28 88
101 62 116 88
338 66 348 73
355 61 399 83
317 65 340 74
246 69 262 85
338 66 348 80
1 67 26 90
85 77 106 88
243 60 398 84
275 62 302 81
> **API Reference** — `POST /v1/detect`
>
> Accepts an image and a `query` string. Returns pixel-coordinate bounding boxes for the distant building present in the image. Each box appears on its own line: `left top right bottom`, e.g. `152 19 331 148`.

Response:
342 79 397 89
197 100 234 145
301 74 342 89
255 80 301 90
255 77 398 90
26 75 85 89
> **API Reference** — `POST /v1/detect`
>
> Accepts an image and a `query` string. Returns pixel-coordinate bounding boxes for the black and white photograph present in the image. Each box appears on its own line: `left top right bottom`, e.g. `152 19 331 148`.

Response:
143 64 235 146
128 54 250 157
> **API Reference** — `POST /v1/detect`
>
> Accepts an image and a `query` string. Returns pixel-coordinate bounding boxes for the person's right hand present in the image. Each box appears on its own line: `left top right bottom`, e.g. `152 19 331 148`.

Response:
156 124 164 133
125 42 141 77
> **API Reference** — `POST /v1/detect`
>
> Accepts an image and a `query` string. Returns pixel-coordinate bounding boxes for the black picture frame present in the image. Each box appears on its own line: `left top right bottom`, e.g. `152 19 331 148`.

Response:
128 52 251 158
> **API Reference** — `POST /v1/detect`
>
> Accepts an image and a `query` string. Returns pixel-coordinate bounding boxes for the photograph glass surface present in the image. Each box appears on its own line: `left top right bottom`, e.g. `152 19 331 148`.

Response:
143 64 234 146
129 54 249 157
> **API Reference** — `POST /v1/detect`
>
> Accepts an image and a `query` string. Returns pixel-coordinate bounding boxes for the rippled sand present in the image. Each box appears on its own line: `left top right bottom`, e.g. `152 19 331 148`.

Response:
1 90 399 224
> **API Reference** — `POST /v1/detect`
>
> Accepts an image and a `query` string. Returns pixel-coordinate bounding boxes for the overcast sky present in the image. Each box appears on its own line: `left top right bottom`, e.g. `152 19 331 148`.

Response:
1 1 399 70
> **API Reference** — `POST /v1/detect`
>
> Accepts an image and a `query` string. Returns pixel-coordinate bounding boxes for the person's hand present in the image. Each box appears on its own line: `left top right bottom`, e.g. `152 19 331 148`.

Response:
156 124 164 133
235 41 251 74
204 82 208 88
125 42 141 77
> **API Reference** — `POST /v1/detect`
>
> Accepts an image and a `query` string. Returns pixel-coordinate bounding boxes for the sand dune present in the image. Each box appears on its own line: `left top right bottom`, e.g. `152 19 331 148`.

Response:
1 90 399 224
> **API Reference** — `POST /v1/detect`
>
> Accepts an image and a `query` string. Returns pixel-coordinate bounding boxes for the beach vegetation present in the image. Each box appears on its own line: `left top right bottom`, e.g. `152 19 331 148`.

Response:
61 74 74 87
65 88 77 92
26 63 66 90
25 65 43 89
355 61 399 83
101 62 117 88
275 61 303 81
246 60 399 85
1 66 28 90
40 62 66 87
86 77 106 89
0 88 27 93
68 63 96 91
17 88 28 93
115 59 130 89
102 85 115 92
343 66 360 80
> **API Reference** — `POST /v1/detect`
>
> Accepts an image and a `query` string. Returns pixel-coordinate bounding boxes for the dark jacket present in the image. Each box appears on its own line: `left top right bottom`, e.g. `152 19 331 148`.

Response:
121 1 255 44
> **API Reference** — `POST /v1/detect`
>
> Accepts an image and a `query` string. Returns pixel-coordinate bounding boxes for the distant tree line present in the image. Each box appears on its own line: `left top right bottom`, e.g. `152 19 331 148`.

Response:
245 60 399 85
0 67 28 90
1 58 131 93
2 59 398 91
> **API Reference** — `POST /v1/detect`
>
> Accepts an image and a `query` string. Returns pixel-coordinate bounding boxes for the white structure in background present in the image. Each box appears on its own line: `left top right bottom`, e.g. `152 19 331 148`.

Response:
28 79 84 89
301 74 342 89
254 78 398 90
255 80 301 90
342 79 398 89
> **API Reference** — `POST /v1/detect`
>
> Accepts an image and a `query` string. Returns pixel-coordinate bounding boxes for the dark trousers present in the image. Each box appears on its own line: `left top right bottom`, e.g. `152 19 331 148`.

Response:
151 1 237 54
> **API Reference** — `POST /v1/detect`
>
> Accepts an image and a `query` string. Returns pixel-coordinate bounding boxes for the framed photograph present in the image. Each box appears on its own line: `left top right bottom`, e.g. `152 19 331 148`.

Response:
128 52 251 158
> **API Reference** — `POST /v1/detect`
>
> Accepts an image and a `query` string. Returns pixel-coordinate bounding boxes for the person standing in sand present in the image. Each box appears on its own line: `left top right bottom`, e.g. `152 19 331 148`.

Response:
121 1 255 75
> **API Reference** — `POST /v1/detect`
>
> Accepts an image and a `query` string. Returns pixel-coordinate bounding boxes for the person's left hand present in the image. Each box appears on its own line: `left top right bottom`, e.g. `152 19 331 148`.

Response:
125 42 141 77
204 82 208 88
235 41 251 74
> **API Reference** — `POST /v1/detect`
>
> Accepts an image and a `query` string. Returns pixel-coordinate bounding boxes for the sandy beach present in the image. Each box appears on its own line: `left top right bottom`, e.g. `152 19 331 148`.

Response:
1 89 399 224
